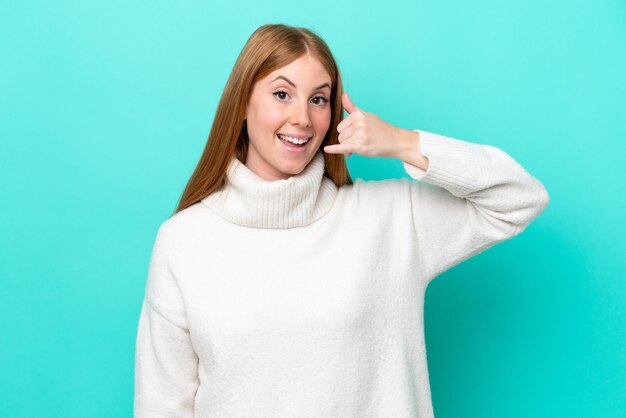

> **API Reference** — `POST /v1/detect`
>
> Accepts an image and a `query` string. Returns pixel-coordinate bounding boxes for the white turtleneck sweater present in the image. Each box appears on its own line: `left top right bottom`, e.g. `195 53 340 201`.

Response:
134 129 549 418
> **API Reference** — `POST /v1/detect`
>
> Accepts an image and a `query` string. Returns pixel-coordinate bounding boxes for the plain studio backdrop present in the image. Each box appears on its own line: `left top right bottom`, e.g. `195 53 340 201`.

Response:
0 1 624 417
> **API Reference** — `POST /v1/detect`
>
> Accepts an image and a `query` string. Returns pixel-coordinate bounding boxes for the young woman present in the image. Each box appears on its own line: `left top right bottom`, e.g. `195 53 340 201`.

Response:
134 23 549 418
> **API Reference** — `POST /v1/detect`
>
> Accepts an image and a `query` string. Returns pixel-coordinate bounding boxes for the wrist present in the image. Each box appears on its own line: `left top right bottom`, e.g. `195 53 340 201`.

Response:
392 128 429 171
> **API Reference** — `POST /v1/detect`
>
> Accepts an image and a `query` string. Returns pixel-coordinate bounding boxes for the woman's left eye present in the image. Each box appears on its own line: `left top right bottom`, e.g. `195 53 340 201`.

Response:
312 95 329 105
273 90 328 105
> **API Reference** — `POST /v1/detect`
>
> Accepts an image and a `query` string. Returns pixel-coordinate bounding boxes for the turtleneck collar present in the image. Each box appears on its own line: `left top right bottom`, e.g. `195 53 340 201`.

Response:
201 150 339 229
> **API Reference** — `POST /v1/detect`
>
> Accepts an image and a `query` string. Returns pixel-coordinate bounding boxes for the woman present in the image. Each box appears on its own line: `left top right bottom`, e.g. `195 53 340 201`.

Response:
134 23 549 418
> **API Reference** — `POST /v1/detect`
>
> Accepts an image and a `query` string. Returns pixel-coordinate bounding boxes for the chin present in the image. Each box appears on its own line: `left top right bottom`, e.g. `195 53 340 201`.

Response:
280 164 305 176
277 160 307 176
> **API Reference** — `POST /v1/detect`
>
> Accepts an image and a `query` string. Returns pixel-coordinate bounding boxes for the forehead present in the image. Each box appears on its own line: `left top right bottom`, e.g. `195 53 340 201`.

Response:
264 56 331 85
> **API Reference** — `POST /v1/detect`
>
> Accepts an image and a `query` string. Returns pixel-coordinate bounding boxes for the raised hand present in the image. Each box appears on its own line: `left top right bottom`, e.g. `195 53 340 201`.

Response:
323 92 408 159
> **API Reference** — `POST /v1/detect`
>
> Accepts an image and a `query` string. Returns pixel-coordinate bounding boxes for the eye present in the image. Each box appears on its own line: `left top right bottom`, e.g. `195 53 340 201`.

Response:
273 90 289 101
272 90 329 106
312 95 329 105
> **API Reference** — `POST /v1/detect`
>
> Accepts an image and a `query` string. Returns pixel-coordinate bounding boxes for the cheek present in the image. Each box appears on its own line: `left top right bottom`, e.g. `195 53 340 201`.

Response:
313 108 332 131
254 104 284 130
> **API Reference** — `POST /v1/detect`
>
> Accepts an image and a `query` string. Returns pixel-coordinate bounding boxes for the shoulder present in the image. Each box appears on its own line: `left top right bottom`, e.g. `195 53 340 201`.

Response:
154 201 209 247
337 177 418 215
343 177 413 199
338 175 445 216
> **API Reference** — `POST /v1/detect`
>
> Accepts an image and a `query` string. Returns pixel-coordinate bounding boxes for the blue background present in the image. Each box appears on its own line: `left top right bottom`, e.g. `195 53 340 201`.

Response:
1 1 624 417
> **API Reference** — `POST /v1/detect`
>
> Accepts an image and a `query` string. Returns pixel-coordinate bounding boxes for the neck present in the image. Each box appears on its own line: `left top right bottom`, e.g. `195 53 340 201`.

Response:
201 150 339 229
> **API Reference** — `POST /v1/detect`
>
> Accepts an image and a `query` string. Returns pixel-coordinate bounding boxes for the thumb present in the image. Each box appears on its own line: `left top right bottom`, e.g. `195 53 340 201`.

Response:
342 92 358 114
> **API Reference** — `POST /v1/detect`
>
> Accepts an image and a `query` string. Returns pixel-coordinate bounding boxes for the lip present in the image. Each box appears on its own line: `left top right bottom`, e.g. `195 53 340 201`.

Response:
277 134 309 153
277 132 312 140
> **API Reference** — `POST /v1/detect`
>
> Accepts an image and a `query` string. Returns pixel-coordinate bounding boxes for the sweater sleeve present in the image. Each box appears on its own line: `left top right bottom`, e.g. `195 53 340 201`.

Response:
134 225 199 417
402 129 550 283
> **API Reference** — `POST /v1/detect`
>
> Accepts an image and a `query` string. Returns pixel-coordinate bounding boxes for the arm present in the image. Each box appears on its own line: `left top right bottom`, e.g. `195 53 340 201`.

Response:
134 225 199 417
393 128 550 283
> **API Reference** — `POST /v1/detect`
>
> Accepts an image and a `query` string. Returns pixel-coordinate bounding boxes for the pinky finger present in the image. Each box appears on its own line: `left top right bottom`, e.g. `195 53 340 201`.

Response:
324 144 349 154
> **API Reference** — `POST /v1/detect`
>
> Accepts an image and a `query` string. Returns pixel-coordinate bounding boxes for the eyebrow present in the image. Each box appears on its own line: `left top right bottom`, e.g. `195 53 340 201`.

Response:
271 75 331 91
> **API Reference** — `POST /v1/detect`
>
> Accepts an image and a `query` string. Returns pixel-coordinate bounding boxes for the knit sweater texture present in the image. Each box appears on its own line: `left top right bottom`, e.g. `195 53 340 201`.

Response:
134 129 550 418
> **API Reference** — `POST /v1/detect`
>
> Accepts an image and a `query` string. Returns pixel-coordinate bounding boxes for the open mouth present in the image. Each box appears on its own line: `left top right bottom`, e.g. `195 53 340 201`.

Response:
277 134 311 152
277 133 311 146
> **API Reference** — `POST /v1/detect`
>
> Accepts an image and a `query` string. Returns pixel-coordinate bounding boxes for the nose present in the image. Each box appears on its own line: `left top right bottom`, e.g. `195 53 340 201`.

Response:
290 98 312 127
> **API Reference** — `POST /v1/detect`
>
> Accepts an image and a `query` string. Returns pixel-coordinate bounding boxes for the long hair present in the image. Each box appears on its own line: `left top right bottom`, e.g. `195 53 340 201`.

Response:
173 23 352 215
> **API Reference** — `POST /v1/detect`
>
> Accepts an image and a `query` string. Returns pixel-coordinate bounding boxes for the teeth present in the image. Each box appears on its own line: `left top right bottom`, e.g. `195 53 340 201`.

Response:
278 134 309 145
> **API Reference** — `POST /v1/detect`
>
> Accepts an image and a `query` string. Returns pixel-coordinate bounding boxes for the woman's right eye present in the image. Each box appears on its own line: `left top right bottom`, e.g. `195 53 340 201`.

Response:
273 90 289 101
